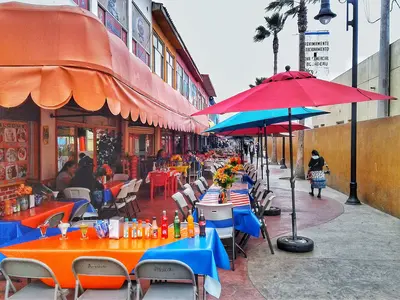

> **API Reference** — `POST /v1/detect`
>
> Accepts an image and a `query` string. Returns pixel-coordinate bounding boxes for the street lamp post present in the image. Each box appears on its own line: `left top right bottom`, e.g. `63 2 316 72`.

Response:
315 0 361 205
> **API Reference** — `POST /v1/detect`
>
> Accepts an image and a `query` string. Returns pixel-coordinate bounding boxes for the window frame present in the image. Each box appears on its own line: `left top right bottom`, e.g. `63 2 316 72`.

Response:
176 63 184 94
166 50 175 87
152 32 165 79
131 2 151 67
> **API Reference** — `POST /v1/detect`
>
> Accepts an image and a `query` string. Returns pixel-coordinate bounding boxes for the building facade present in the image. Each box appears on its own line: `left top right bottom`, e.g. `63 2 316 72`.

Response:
312 38 400 128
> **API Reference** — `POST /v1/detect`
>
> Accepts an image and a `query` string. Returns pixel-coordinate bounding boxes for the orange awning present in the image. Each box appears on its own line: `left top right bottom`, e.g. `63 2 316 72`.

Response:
0 2 208 133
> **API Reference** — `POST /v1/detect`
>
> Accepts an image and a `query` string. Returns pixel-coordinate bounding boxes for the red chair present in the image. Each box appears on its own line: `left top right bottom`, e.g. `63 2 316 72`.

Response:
168 173 178 195
150 172 169 201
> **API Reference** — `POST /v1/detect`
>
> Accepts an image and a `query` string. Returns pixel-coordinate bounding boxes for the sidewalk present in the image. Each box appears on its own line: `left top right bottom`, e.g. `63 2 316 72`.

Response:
246 164 400 300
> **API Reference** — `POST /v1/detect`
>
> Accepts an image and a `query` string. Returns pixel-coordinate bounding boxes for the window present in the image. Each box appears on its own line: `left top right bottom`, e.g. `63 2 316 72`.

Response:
74 0 89 10
183 72 189 99
166 50 174 87
98 0 128 44
153 33 164 79
132 2 151 67
176 63 183 94
189 79 197 105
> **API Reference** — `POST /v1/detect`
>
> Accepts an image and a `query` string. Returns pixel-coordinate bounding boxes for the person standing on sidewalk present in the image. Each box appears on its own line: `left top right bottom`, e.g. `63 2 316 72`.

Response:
307 150 329 198
249 141 255 164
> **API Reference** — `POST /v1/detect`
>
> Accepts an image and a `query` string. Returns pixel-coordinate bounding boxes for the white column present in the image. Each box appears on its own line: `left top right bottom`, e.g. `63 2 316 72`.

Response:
128 0 133 53
89 0 98 16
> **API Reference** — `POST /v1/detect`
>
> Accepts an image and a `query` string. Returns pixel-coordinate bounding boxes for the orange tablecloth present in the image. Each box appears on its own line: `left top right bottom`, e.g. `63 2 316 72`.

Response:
1 201 74 228
1 228 193 289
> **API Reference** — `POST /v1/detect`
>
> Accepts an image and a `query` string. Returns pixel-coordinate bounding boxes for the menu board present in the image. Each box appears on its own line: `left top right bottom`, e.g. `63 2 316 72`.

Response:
0 121 29 185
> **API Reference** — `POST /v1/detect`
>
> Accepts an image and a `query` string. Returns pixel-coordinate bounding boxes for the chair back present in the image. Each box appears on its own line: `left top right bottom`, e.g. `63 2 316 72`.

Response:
133 179 143 193
183 188 198 207
150 172 168 187
126 179 137 194
64 187 91 202
251 179 263 196
1 258 58 280
258 191 276 216
117 182 132 199
196 203 233 222
199 176 209 189
210 165 217 174
72 256 131 293
194 180 206 194
183 183 192 190
69 202 90 222
113 173 129 181
135 259 196 283
171 192 189 221
44 212 65 228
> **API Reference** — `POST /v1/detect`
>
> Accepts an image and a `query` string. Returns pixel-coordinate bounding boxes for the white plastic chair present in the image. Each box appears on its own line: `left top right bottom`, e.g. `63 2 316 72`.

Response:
135 260 197 300
182 188 199 209
0 258 68 300
113 173 129 181
171 192 190 221
72 256 134 300
199 176 209 189
116 183 132 218
194 180 206 195
195 203 237 270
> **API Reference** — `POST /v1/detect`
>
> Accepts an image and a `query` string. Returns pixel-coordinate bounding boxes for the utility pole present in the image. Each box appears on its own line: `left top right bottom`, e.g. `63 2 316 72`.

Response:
377 0 390 117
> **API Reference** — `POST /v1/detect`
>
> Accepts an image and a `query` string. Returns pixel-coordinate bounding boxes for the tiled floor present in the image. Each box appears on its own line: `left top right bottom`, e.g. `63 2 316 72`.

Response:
0 174 344 300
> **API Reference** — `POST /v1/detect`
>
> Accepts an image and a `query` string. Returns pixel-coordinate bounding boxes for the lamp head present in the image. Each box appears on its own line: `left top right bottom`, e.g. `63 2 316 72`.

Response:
314 0 337 25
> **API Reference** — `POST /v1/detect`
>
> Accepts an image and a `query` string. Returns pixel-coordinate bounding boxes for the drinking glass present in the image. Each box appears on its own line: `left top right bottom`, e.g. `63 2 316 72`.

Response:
79 223 89 240
58 223 70 240
52 191 59 200
39 223 49 239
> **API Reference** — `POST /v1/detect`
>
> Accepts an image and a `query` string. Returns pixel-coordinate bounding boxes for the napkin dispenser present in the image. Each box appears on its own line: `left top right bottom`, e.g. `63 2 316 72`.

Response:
109 216 124 239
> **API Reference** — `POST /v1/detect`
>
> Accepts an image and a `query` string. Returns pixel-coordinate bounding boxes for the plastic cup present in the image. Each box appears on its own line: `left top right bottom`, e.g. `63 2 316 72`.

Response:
58 223 70 240
79 223 89 240
39 223 49 239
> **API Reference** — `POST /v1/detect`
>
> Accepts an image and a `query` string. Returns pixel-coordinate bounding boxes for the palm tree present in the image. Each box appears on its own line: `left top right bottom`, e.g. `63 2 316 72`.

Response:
254 12 287 75
266 0 319 178
253 12 287 164
249 77 267 88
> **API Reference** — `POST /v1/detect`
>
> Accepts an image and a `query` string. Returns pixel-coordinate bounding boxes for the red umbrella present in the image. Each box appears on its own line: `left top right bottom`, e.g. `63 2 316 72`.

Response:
193 68 395 253
216 122 308 136
193 70 395 116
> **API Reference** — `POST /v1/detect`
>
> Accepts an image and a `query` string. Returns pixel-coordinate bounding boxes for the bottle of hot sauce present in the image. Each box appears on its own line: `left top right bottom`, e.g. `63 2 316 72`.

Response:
161 210 168 239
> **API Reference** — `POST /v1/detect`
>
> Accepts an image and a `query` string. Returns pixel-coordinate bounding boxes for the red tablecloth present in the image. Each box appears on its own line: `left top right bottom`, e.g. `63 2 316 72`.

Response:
2 201 74 228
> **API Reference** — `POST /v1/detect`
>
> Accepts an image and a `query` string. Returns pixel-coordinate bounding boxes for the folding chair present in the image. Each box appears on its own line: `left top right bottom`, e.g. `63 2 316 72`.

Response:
194 180 206 195
116 183 133 218
182 187 199 209
43 212 65 228
171 192 190 221
195 203 241 271
199 176 209 189
0 258 68 300
240 189 275 254
64 187 98 219
72 256 134 300
69 202 90 224
135 260 197 300
130 179 142 213
100 185 128 218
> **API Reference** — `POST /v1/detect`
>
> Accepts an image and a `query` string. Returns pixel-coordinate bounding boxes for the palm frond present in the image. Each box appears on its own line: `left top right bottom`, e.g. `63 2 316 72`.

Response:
266 0 295 12
285 6 300 18
265 12 284 31
253 26 271 42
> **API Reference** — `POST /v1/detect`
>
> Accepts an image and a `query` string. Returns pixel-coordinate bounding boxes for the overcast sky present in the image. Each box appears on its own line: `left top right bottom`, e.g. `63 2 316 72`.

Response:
160 0 400 120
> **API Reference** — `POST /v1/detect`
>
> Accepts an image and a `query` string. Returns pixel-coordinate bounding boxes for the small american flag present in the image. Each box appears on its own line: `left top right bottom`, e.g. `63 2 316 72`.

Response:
201 192 250 207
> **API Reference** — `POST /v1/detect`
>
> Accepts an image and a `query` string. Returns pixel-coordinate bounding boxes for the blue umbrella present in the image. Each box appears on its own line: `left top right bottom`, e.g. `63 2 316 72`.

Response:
206 107 328 133
207 107 329 192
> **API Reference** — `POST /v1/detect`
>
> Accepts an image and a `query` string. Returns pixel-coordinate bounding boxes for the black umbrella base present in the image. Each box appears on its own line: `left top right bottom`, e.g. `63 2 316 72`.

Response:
277 235 314 253
263 206 281 216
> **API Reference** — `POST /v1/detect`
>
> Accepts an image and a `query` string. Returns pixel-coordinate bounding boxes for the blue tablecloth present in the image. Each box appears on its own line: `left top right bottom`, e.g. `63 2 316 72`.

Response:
195 188 260 238
0 221 34 246
57 199 96 216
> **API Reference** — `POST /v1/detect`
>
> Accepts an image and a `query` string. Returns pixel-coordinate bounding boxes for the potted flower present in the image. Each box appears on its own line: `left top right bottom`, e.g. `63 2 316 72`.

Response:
229 156 242 167
15 184 33 211
213 165 236 203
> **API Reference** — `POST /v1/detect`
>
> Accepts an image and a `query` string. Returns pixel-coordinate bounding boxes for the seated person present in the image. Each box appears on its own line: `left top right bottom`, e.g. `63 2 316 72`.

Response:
155 149 166 167
56 161 77 197
70 156 104 208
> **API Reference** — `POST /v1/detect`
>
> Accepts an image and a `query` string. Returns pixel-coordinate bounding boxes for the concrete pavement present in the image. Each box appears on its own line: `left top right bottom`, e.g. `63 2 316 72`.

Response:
247 165 400 300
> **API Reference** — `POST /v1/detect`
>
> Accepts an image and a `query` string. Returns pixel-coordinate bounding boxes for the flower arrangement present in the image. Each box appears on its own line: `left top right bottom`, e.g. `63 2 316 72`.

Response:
205 150 215 159
232 164 244 174
229 156 241 167
170 154 183 162
15 184 33 197
213 165 236 189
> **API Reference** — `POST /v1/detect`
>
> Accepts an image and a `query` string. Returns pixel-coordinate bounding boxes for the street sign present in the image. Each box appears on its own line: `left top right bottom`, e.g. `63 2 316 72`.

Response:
305 31 330 79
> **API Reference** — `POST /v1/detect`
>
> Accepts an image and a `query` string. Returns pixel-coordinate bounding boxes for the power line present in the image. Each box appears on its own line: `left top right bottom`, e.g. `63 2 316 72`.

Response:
338 0 399 24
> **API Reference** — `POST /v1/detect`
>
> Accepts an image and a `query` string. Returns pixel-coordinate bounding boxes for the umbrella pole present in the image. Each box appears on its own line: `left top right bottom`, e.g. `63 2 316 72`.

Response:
256 129 260 170
263 124 270 191
260 129 264 179
276 108 314 253
280 136 287 169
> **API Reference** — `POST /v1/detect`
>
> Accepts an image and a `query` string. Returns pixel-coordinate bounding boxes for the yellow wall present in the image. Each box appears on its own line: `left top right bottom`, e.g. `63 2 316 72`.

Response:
265 116 400 218
152 19 177 88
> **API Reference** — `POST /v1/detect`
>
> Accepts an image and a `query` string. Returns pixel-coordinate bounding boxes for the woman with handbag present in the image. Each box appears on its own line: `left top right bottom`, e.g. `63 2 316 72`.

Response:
307 150 329 198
